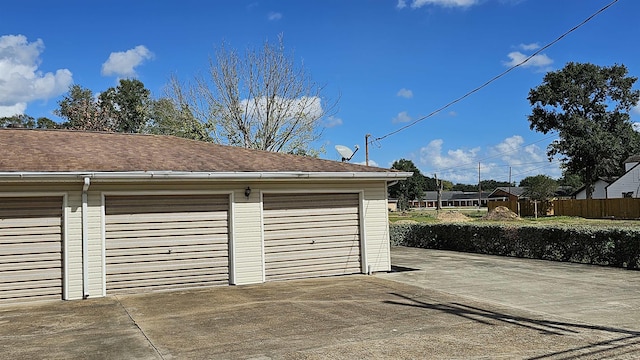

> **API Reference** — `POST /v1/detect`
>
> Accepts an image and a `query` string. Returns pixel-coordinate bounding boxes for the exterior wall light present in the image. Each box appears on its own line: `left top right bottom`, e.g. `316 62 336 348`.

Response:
245 187 251 198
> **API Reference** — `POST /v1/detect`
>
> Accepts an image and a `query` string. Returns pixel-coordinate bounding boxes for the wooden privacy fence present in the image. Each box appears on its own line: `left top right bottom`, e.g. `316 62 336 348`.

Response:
488 198 640 219
488 200 552 218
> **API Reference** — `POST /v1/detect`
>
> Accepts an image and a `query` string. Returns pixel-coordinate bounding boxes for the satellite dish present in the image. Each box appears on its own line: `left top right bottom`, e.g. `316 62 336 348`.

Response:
335 144 359 162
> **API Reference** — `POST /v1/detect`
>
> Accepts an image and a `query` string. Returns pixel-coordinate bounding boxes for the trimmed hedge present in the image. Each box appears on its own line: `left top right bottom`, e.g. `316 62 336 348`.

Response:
389 223 640 269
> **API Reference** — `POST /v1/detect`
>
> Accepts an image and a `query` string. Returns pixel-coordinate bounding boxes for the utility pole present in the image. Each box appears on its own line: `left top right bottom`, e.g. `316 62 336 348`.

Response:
508 166 512 205
365 134 371 166
434 173 442 210
478 162 482 208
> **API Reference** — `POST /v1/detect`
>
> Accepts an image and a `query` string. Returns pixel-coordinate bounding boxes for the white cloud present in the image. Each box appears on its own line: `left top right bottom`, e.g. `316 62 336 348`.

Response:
101 45 154 77
0 34 73 116
0 102 27 117
503 51 553 71
419 139 480 182
397 88 413 99
633 122 640 132
519 43 540 51
268 12 282 20
401 0 479 9
324 116 343 128
392 111 412 123
417 136 560 184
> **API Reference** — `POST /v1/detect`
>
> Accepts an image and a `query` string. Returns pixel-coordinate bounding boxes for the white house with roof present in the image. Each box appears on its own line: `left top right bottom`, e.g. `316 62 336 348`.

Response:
606 155 640 198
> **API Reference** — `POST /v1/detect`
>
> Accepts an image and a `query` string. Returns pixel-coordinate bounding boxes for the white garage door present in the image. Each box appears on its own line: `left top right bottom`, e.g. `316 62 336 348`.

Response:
0 196 63 304
263 193 361 281
105 194 229 294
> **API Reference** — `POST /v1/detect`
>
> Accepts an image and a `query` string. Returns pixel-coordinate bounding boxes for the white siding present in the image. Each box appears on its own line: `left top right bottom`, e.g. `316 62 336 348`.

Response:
362 183 391 272
232 189 263 285
66 191 83 300
575 179 610 200
607 165 640 198
87 192 104 297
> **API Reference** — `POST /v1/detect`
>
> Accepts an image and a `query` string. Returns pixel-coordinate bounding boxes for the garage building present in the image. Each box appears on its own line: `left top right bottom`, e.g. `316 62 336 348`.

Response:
0 129 410 303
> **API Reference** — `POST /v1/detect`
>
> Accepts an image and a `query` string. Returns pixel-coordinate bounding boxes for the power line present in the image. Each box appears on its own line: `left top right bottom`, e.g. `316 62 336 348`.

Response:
371 0 619 143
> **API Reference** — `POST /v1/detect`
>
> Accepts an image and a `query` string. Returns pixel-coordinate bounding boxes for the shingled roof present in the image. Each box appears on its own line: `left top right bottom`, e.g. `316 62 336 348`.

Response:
0 129 395 174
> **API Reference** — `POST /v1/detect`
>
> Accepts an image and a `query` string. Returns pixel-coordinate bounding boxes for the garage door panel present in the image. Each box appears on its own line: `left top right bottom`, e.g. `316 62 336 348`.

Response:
107 244 225 257
106 195 228 215
263 193 361 281
105 194 229 294
0 268 61 283
264 226 359 241
265 241 359 254
0 196 63 303
107 227 229 241
108 266 228 281
0 216 60 227
106 218 227 231
266 249 360 263
264 208 358 224
108 275 227 294
263 193 359 210
107 235 229 250
107 258 228 275
267 258 360 272
264 234 359 248
263 218 359 232
0 260 62 272
0 233 60 245
267 267 359 281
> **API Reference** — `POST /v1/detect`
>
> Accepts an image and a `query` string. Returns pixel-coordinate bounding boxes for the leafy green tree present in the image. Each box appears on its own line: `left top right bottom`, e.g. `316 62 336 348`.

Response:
557 172 583 195
99 79 151 133
451 180 511 192
144 98 212 141
388 159 424 211
55 85 113 131
0 115 59 129
452 183 477 192
528 62 640 198
56 80 153 133
521 175 558 201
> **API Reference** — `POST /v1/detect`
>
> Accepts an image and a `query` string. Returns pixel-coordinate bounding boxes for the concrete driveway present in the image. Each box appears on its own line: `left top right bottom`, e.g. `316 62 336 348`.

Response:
0 247 639 359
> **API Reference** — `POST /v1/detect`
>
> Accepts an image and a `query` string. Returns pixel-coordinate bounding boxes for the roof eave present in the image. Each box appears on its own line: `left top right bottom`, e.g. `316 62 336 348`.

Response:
0 171 413 182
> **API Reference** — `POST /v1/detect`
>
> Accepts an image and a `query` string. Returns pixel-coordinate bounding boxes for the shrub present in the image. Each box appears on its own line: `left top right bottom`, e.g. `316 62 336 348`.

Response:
389 223 640 269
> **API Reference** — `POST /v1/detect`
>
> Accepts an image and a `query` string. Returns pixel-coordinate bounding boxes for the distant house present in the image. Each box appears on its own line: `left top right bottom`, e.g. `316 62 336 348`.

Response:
409 191 490 208
388 198 399 212
487 187 526 202
573 178 613 199
606 155 640 198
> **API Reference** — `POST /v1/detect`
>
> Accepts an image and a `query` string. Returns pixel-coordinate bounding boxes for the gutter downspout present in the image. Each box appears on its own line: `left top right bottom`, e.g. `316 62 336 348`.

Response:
82 177 90 299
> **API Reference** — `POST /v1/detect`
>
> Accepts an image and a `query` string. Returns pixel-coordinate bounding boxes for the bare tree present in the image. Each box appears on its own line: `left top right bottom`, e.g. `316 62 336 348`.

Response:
168 35 335 155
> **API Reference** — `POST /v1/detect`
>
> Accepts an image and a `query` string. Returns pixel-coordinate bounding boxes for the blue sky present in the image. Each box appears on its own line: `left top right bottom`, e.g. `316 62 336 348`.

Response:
1 0 637 184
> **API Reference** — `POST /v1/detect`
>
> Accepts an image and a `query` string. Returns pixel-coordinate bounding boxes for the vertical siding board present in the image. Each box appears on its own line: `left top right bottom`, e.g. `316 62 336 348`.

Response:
66 191 84 300
232 189 264 285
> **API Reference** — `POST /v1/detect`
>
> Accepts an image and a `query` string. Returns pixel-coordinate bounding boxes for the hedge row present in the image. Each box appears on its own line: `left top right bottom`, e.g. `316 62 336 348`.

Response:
389 223 640 269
